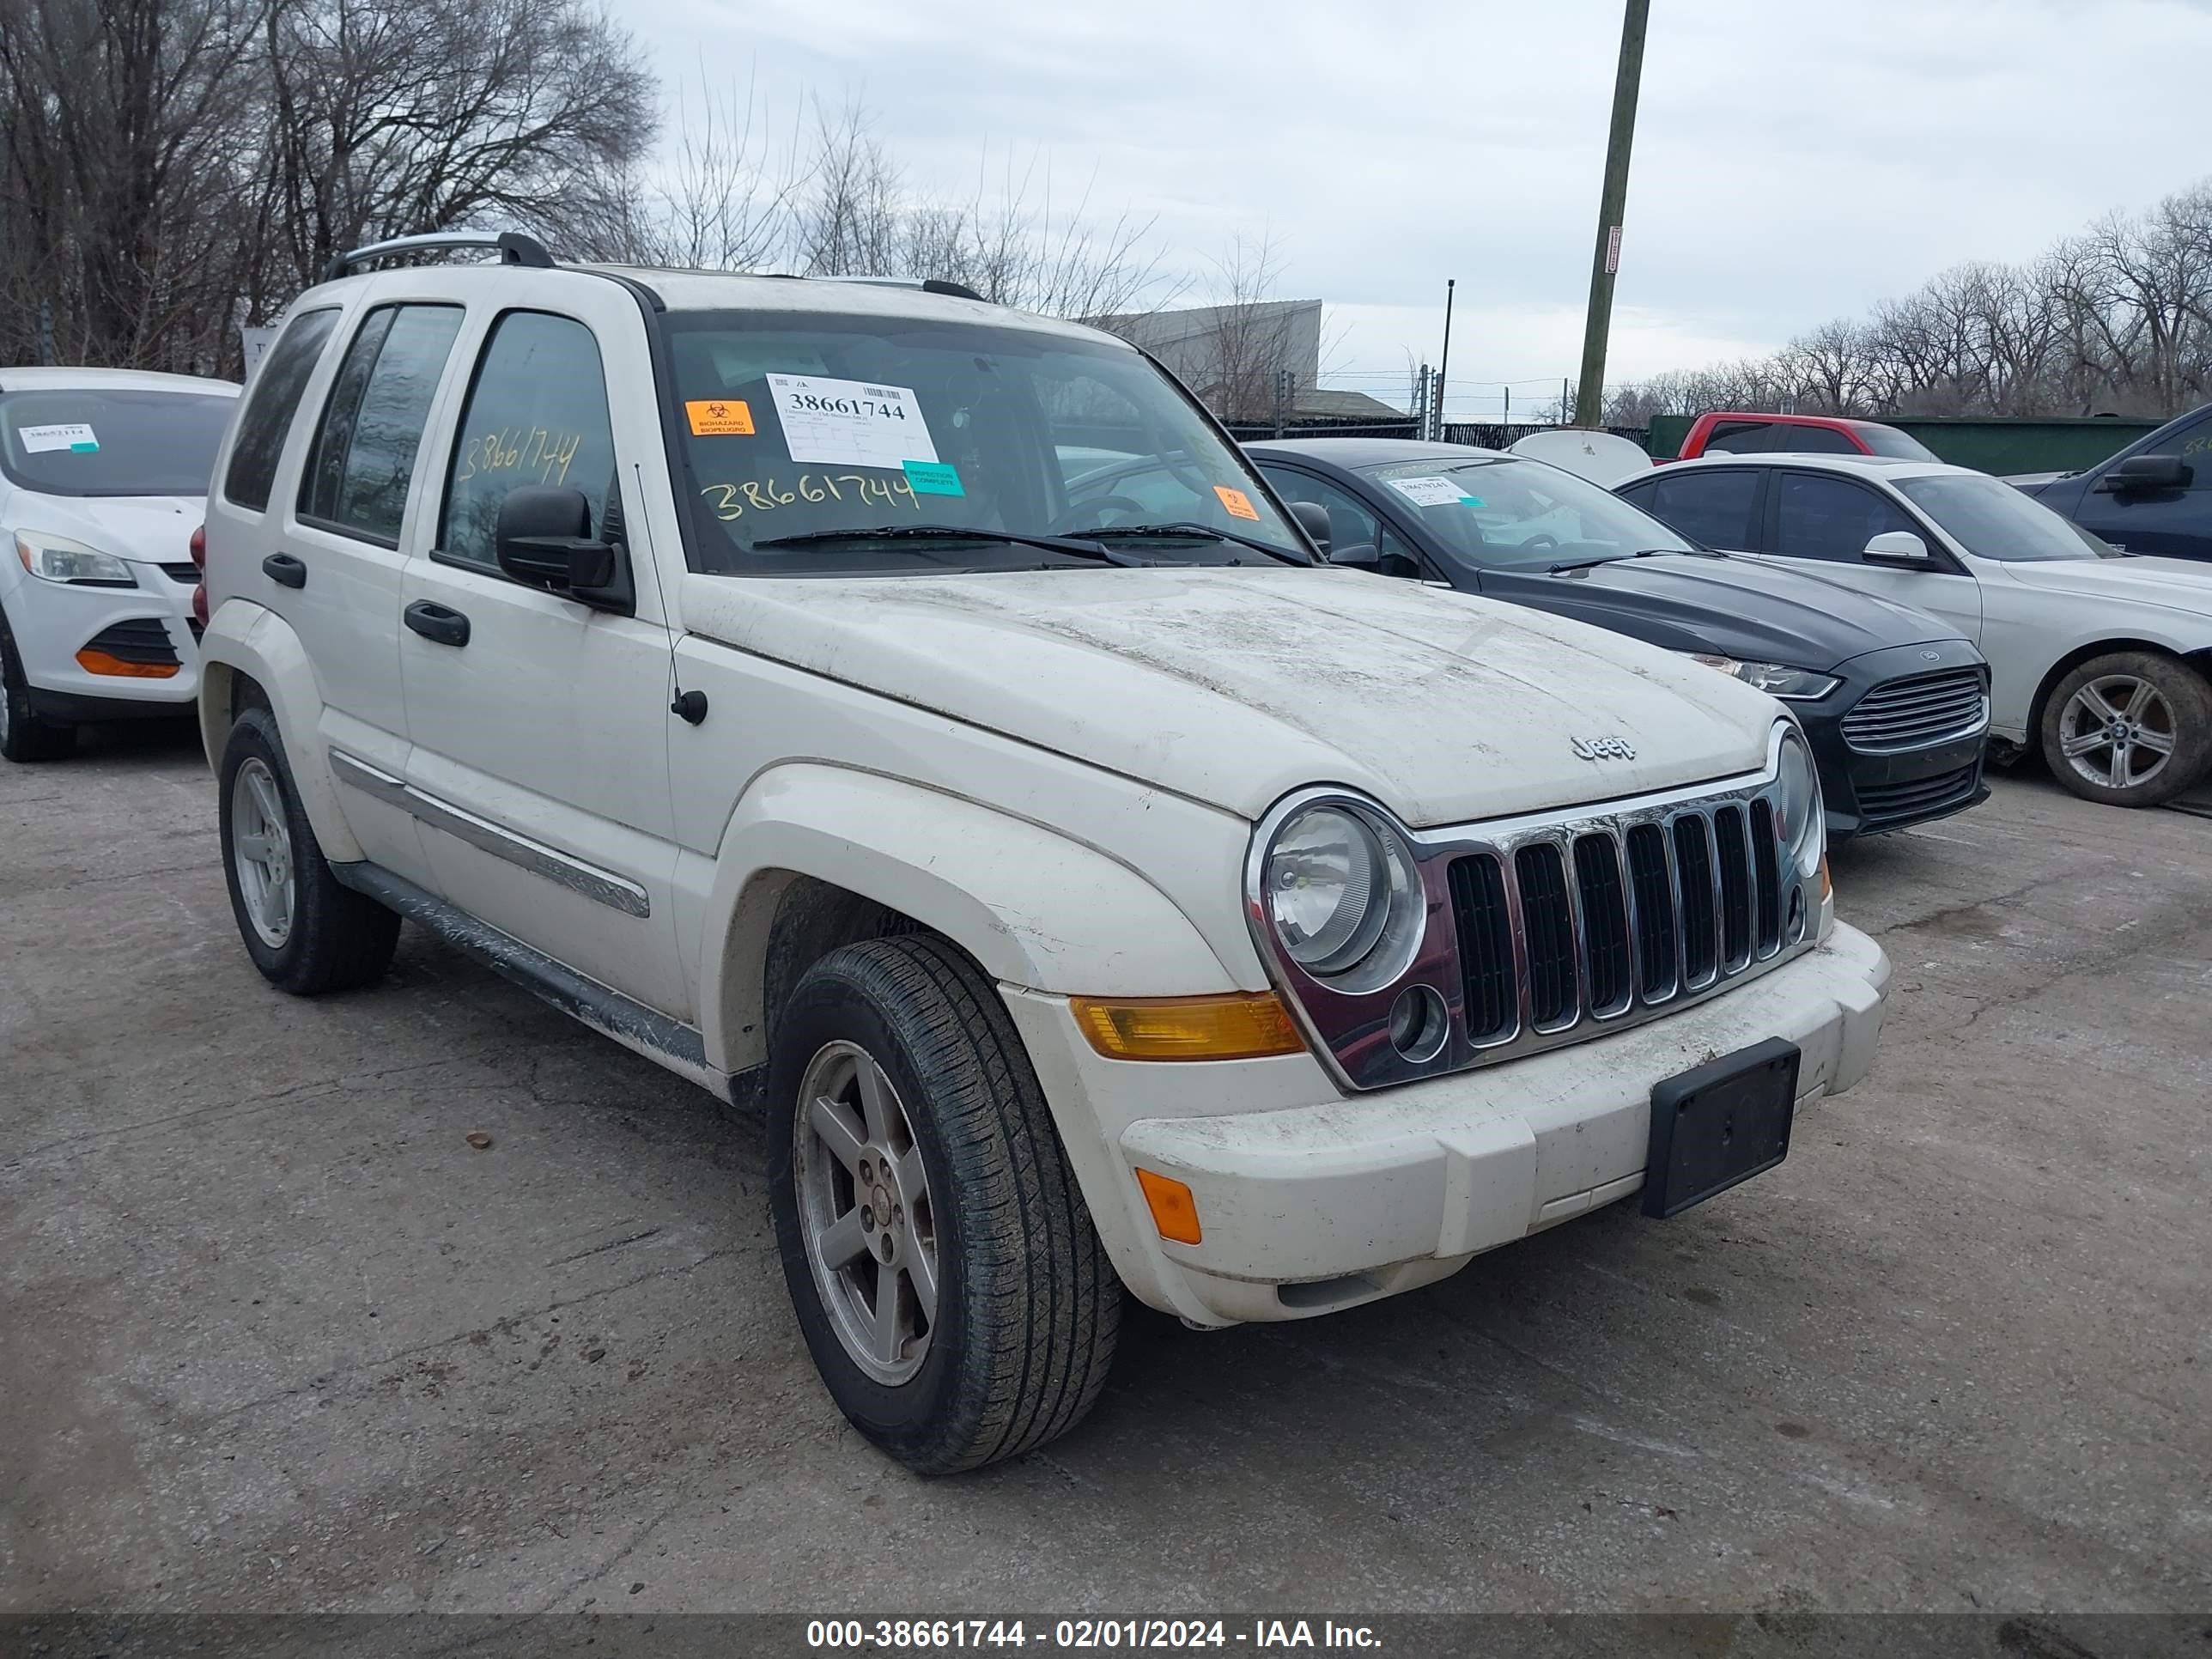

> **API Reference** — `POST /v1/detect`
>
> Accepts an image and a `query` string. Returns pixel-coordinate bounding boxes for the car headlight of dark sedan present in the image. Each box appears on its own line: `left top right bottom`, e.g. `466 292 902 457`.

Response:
1688 653 1838 701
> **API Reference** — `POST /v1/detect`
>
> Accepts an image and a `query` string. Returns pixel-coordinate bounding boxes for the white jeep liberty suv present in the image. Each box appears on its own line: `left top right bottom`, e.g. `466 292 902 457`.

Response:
197 231 1890 1474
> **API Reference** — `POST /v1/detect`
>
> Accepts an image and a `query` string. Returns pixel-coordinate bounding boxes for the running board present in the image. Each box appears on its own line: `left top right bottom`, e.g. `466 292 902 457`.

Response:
331 860 731 1099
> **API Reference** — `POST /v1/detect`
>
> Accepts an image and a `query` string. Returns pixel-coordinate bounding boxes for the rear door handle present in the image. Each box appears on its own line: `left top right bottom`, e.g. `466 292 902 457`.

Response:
262 552 307 588
403 599 470 647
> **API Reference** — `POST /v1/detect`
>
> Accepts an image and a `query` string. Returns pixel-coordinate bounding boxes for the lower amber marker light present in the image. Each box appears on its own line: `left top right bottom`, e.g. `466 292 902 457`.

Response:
74 648 179 679
1069 992 1305 1061
1135 1168 1203 1245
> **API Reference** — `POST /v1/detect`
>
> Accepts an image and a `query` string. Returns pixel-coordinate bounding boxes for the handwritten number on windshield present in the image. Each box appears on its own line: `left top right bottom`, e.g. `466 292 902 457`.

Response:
701 473 921 520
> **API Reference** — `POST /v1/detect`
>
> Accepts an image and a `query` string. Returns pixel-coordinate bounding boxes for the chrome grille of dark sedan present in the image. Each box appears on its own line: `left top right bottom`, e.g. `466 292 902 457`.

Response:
1840 668 1988 753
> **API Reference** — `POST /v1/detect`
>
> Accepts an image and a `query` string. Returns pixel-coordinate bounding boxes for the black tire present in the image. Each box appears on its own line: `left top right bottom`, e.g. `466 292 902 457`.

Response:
217 706 400 994
0 607 76 763
768 934 1121 1474
2039 649 2212 808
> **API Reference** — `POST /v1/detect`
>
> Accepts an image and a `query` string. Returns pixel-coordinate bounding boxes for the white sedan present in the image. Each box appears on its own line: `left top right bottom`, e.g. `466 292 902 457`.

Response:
1618 453 2212 807
0 367 239 762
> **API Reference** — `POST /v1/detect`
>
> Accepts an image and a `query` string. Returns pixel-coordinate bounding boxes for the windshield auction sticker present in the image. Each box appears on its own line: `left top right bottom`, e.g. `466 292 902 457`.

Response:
20 422 99 453
1385 475 1474 507
766 374 938 470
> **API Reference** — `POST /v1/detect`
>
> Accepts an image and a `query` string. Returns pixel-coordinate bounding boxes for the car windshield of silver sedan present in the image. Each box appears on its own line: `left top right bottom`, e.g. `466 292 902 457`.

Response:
0 389 234 498
1358 456 1698 571
666 311 1307 574
1894 472 2113 562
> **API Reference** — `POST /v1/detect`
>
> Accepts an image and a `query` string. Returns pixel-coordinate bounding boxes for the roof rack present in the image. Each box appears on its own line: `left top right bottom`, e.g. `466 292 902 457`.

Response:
321 230 555 285
820 276 989 304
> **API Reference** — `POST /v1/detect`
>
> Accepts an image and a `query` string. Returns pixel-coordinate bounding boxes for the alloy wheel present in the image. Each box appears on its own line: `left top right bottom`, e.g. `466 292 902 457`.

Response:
2058 674 2179 792
793 1039 940 1384
231 757 295 948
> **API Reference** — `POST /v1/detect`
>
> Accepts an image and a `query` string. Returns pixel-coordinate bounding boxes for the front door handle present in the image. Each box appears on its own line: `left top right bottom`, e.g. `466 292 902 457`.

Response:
263 552 307 589
403 599 470 647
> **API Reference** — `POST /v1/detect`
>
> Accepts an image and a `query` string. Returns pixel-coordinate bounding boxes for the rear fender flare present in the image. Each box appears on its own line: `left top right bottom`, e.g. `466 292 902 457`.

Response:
195 599 362 864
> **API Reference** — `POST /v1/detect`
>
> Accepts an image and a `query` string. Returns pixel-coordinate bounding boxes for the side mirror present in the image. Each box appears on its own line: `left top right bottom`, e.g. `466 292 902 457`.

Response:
495 484 631 611
1329 541 1421 579
1287 500 1332 555
2095 453 2191 494
1863 530 1937 569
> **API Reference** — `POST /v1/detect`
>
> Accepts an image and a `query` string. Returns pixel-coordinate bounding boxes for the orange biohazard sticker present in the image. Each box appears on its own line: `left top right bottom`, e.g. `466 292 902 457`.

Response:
1214 484 1260 520
686 399 755 436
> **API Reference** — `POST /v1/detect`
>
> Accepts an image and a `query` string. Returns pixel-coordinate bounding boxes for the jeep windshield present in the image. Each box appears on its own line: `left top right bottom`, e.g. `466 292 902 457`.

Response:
665 310 1308 574
0 387 235 498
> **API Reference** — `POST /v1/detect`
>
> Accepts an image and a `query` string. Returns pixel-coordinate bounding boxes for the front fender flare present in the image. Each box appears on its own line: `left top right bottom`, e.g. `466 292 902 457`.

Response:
697 763 1241 1073
195 599 363 865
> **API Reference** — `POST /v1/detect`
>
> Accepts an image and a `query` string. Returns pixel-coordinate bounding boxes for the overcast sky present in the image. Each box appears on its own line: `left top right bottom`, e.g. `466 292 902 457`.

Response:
630 0 2212 417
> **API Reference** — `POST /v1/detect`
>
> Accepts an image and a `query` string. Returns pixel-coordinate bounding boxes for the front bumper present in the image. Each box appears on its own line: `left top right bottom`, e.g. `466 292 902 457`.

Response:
1805 641 1990 839
1006 921 1890 1328
3 557 202 720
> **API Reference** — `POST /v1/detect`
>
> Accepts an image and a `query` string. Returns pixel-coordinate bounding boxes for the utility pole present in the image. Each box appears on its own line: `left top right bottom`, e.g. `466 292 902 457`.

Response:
1413 364 1432 438
1435 278 1456 443
1573 0 1650 428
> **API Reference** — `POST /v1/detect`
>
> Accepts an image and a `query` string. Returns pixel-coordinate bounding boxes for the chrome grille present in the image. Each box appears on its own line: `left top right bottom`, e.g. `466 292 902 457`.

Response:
1249 732 1820 1092
1840 668 1988 753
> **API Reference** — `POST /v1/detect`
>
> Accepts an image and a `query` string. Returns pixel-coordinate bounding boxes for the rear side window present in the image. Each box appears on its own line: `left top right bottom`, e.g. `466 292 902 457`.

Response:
1638 469 1760 549
299 304 465 545
439 311 617 571
1771 471 1921 562
1700 420 1773 454
222 308 340 510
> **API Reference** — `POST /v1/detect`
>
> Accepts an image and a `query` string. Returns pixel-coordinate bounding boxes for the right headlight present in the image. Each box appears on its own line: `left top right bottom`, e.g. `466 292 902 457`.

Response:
15 531 136 586
1775 725 1826 883
1264 804 1424 986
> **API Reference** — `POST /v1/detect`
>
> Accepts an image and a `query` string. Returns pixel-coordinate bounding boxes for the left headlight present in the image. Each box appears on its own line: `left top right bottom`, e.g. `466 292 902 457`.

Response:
1263 803 1425 988
1689 653 1837 701
1775 725 1826 884
15 532 136 587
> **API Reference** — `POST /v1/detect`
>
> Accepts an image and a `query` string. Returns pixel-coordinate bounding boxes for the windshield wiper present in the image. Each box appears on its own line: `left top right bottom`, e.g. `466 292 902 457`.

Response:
1547 548 1693 574
1060 521 1312 566
750 523 1140 567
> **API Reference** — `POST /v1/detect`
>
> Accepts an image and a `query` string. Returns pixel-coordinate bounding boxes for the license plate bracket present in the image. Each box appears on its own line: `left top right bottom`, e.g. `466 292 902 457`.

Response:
1642 1036 1801 1218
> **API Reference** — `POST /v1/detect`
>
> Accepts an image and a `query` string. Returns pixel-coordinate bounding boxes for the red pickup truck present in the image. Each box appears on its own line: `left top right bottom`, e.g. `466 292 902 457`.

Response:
1668 411 1937 462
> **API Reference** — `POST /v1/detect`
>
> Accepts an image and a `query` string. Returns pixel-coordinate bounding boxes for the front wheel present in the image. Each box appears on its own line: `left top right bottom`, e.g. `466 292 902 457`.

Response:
2039 650 2212 807
768 934 1121 1474
0 608 76 763
218 707 400 993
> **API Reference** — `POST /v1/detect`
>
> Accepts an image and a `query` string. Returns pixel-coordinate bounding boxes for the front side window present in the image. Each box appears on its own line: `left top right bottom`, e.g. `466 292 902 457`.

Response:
441 312 618 570
665 311 1303 575
1772 424 1860 455
1894 472 2109 562
1854 424 1939 461
1771 471 1922 562
299 304 465 544
0 386 237 500
1256 467 1379 551
225 307 339 509
1355 456 1694 572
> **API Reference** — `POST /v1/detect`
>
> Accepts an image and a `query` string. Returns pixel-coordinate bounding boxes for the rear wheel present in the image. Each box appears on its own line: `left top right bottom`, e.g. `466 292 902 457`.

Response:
0 609 76 763
218 706 400 993
2039 651 2212 807
768 934 1121 1474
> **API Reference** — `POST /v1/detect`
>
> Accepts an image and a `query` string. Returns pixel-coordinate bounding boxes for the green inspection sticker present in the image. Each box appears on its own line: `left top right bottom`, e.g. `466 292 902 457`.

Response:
903 460 964 496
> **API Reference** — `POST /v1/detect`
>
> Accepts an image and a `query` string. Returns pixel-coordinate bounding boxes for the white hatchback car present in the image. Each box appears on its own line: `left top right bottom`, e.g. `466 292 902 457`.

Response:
1619 453 2212 807
0 367 240 762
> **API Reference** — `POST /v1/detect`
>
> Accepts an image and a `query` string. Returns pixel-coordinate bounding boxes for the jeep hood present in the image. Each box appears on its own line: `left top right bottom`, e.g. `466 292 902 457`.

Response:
678 566 1778 827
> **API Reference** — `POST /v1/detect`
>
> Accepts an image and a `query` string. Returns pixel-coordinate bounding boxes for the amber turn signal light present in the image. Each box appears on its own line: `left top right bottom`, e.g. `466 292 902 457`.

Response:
1135 1168 1202 1245
1069 992 1305 1061
75 648 179 679
1818 853 1832 902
